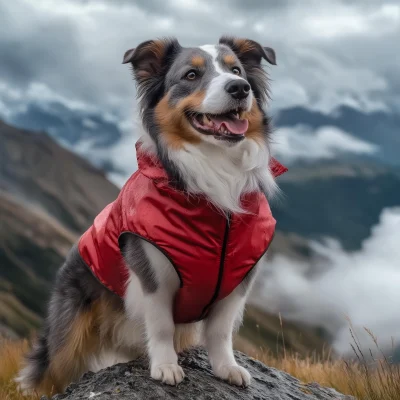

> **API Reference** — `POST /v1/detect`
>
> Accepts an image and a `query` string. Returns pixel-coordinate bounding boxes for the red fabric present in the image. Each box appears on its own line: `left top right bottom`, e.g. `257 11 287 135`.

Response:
270 157 288 177
79 141 287 324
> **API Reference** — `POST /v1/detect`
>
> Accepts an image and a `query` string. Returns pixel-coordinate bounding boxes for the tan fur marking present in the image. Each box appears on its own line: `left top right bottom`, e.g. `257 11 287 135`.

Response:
142 40 165 61
155 92 205 150
135 40 167 79
38 294 125 396
174 324 201 353
49 307 99 393
243 99 264 143
191 56 205 67
234 39 256 54
223 55 236 65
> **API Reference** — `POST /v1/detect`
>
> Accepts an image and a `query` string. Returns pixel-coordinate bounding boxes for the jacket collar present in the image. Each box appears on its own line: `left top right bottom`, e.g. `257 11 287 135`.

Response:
135 141 168 181
135 140 288 180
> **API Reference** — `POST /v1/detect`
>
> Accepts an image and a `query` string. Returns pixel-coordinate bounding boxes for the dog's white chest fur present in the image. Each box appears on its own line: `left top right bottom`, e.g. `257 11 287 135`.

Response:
142 135 278 214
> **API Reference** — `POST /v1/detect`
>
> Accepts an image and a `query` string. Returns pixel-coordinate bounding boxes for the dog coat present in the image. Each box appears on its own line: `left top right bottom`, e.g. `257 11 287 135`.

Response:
78 141 287 324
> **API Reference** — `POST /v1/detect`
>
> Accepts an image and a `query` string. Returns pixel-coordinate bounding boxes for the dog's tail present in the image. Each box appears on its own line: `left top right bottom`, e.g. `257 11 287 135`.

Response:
15 328 54 396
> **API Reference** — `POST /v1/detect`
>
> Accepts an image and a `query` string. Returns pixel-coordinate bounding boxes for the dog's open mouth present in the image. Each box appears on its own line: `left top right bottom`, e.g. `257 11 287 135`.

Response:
187 108 248 141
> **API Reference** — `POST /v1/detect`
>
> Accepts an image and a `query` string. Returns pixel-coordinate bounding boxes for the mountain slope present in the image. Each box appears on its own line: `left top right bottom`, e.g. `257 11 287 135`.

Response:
235 304 331 358
0 191 76 336
0 119 119 233
272 160 400 250
0 120 120 337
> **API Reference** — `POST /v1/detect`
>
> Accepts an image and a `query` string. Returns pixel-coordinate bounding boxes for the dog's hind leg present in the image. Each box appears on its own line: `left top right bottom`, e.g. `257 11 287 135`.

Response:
16 245 124 396
16 299 101 396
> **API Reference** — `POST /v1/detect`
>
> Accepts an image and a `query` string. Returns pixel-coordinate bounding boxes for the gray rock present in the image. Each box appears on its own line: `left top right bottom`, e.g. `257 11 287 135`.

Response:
47 348 354 400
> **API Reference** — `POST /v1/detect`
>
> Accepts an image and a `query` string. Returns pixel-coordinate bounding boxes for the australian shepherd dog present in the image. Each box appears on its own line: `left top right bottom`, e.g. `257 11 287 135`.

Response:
17 36 283 396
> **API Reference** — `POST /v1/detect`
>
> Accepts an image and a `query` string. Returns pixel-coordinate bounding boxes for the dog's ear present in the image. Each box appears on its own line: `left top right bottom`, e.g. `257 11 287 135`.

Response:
122 38 181 82
219 36 276 66
219 36 274 105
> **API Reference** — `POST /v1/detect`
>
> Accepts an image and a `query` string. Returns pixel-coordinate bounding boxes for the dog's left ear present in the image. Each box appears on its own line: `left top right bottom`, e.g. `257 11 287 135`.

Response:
122 38 181 83
219 36 276 66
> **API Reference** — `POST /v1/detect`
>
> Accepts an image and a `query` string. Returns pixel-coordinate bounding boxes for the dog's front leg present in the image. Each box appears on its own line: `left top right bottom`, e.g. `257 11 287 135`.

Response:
121 235 184 385
205 262 261 387
144 282 185 385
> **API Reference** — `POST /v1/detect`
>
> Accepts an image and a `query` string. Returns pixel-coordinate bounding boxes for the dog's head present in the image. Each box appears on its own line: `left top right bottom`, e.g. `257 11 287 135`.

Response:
123 36 276 150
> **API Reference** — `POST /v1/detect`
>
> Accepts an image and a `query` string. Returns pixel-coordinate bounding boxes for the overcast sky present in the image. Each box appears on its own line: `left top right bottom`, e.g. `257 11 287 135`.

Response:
0 0 399 125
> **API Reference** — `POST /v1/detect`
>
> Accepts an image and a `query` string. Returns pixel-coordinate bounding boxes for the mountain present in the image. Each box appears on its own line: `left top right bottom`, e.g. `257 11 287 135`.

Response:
0 191 76 337
0 120 119 233
272 160 400 250
8 101 123 147
274 105 400 166
0 120 120 337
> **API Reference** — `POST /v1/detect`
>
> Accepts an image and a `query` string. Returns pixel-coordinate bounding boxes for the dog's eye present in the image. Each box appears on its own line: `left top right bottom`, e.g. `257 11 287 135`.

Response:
185 70 197 80
232 67 241 75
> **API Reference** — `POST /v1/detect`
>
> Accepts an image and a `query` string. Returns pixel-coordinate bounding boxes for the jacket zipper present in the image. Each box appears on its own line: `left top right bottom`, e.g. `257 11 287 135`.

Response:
200 212 231 319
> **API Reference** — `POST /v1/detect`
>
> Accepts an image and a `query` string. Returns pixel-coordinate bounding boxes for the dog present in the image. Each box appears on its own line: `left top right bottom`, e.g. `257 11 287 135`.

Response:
16 36 287 396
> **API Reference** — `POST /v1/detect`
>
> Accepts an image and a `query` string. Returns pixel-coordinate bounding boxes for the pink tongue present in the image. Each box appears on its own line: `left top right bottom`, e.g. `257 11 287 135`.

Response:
210 116 249 135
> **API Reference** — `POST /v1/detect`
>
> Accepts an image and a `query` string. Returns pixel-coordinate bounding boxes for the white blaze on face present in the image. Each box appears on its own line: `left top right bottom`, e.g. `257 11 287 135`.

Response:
200 44 225 74
199 44 253 114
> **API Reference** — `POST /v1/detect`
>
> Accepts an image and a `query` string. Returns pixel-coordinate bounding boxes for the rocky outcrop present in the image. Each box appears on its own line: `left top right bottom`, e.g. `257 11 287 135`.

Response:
49 348 353 400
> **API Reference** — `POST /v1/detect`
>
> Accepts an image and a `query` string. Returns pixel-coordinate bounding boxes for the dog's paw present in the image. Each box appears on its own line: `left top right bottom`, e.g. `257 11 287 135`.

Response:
151 363 185 386
214 364 251 387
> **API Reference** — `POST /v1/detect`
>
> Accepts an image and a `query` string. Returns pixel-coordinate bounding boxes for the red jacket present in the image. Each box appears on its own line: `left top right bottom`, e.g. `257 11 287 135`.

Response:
79 141 287 324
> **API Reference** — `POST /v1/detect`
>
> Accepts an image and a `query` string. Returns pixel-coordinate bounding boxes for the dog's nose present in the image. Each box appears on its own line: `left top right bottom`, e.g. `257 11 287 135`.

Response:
225 80 251 100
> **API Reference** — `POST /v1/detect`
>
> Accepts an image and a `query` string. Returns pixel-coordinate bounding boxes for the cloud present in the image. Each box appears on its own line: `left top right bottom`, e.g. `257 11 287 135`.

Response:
272 125 379 163
252 207 400 355
69 112 142 186
0 0 399 123
303 3 400 39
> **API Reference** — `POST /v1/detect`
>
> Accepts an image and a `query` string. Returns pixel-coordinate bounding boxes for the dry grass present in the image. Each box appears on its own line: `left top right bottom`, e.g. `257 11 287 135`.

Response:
1 325 400 400
0 339 39 400
242 342 400 399
235 317 400 400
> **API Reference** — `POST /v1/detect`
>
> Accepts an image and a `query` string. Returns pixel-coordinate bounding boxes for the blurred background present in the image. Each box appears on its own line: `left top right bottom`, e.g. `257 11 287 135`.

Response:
1 0 399 361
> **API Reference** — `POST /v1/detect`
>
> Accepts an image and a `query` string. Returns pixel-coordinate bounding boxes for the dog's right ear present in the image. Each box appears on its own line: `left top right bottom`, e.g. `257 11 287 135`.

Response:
122 38 181 83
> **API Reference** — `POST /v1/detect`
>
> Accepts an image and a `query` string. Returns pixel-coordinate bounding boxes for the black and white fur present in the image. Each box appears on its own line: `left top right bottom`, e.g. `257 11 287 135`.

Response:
17 36 279 394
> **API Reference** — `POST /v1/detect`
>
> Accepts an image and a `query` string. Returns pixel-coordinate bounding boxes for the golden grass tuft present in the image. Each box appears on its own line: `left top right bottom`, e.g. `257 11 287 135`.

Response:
0 339 39 400
1 324 400 400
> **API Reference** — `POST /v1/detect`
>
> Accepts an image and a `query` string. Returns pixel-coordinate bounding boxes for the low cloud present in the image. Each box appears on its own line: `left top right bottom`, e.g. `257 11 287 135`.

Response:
70 114 141 187
273 125 379 163
1 0 399 120
252 207 400 355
